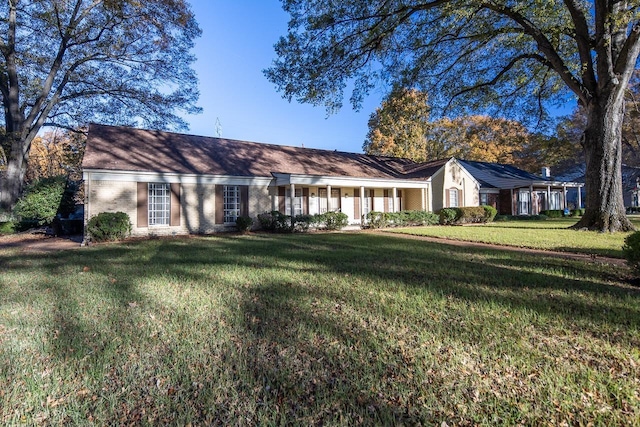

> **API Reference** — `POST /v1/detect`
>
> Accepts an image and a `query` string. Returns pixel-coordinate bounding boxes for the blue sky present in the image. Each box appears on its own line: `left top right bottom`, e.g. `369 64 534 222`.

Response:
184 1 385 153
184 1 575 154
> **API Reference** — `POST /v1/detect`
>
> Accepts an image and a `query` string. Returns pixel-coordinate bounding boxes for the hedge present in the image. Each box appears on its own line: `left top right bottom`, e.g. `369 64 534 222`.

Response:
87 212 132 242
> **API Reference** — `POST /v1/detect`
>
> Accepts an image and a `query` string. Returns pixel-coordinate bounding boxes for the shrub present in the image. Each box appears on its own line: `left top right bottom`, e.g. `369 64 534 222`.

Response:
623 231 640 275
13 176 68 228
316 211 348 230
405 210 439 226
482 205 498 222
235 216 254 233
571 208 585 217
494 214 549 221
87 212 132 242
540 209 564 218
257 211 292 232
456 206 487 224
0 221 15 235
293 214 315 232
364 211 388 229
438 208 458 225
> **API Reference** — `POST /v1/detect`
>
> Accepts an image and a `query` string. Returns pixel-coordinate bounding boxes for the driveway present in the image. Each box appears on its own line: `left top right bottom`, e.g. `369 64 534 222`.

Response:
0 232 83 252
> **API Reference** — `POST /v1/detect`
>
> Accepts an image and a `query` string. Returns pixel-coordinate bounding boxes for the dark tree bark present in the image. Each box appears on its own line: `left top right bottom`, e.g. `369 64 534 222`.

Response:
577 90 635 231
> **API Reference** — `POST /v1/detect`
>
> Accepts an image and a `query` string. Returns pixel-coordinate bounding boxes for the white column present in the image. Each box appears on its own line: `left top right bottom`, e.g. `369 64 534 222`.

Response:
360 186 365 221
511 188 515 215
326 185 332 212
547 185 551 210
529 184 534 215
562 185 567 210
392 187 398 212
577 185 582 209
290 183 295 218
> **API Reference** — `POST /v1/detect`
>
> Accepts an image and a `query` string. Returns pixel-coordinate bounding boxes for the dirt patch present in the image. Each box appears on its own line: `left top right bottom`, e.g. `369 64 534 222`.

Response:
0 231 83 252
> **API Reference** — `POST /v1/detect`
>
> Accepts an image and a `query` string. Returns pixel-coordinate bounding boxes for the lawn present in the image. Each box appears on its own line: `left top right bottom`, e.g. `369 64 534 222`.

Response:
1 233 639 425
390 217 640 258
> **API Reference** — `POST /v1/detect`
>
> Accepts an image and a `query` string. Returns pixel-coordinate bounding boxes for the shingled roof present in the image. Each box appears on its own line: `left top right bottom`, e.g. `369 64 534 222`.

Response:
83 124 431 181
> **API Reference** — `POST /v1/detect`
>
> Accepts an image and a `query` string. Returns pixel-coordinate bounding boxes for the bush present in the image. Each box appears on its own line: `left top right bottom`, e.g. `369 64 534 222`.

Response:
540 209 564 218
87 212 132 242
0 221 15 235
623 231 640 275
571 208 585 217
317 211 349 230
456 206 487 224
482 205 498 222
293 214 315 232
364 211 389 229
235 216 254 232
438 208 458 225
13 176 68 228
494 214 549 221
257 211 292 232
405 210 439 226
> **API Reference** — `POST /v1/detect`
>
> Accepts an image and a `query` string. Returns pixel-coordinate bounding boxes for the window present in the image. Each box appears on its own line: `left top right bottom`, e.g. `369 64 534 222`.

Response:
318 188 341 213
480 193 489 206
148 183 170 226
224 185 241 224
549 191 562 210
362 189 373 216
518 190 530 215
449 189 459 208
285 188 304 216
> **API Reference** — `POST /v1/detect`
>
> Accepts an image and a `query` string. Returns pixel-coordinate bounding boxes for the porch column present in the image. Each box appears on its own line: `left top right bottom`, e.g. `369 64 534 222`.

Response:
326 185 332 212
529 184 534 215
563 185 567 210
271 188 277 211
392 187 398 212
577 185 582 208
360 186 365 221
290 183 296 218
546 185 551 210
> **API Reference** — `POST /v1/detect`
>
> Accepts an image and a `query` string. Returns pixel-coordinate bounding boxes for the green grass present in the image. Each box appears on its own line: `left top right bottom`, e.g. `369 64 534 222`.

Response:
1 233 639 425
390 217 640 258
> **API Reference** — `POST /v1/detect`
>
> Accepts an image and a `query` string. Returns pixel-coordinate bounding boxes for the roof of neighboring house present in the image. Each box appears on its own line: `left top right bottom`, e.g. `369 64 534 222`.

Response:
457 159 559 189
83 124 432 181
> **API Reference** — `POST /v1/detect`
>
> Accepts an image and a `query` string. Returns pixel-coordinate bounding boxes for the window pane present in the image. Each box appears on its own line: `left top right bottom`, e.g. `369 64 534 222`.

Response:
149 183 170 226
224 185 241 223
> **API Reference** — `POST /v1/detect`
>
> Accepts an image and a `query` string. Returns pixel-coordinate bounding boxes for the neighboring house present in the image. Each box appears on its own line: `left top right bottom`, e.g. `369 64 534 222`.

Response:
458 160 583 215
83 124 440 236
556 163 640 210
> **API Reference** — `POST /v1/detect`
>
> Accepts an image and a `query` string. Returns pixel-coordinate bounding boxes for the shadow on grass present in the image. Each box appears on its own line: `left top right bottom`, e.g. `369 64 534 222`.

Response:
1 233 639 424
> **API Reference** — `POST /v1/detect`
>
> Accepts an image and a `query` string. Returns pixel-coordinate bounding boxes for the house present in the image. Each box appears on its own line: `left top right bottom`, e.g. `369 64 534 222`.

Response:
82 124 582 236
458 160 583 215
83 124 449 236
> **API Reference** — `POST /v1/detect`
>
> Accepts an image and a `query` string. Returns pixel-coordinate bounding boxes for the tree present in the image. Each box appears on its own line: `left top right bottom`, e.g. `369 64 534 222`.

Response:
363 87 437 161
26 129 85 183
0 0 201 211
266 1 640 231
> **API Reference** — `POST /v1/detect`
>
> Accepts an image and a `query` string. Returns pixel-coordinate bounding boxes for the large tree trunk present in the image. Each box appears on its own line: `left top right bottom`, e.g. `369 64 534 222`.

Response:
574 91 635 232
0 133 28 213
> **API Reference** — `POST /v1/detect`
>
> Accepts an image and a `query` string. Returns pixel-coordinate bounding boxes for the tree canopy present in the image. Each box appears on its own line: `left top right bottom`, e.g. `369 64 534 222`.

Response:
266 1 640 231
0 0 201 210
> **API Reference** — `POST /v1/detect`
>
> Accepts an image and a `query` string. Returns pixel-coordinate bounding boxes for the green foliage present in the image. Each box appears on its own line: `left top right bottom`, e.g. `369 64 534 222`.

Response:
623 232 640 276
235 216 254 233
455 206 486 224
0 221 15 234
482 205 498 222
13 176 67 228
293 214 315 232
495 214 549 222
317 211 349 230
257 211 292 233
438 208 459 225
365 210 438 228
540 209 564 218
87 212 132 242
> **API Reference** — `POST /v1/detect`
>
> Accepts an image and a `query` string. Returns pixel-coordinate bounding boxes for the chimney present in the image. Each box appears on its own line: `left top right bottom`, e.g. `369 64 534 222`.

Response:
541 166 551 179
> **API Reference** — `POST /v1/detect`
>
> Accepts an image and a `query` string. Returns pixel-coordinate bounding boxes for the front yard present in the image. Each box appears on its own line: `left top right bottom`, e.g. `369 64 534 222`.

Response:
391 217 640 258
1 232 639 425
